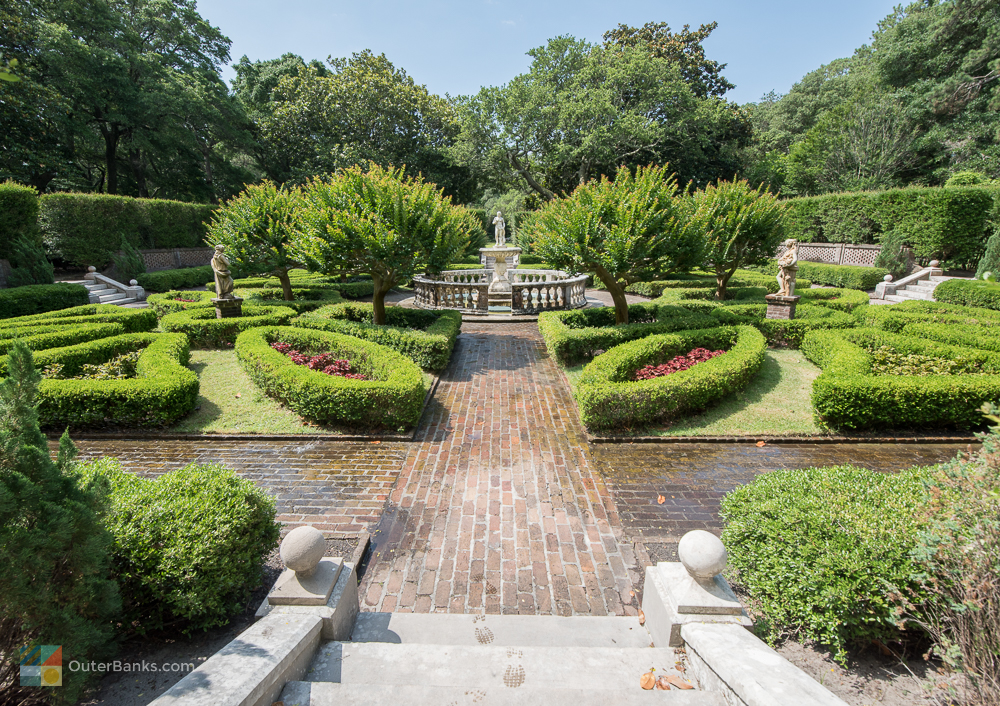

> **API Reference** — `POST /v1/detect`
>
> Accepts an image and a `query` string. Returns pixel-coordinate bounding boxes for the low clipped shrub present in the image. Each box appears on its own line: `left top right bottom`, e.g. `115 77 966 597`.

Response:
720 465 926 663
857 299 1000 332
208 272 375 299
795 287 870 313
746 260 888 290
934 278 1000 311
0 283 89 319
0 180 41 261
239 285 344 313
538 304 718 365
160 305 296 347
653 286 771 305
77 459 280 634
0 322 125 357
900 322 1000 352
626 273 813 298
802 327 1000 429
9 333 199 427
137 265 213 293
236 326 426 429
147 290 217 317
575 325 766 429
295 303 462 371
704 303 857 347
0 304 157 334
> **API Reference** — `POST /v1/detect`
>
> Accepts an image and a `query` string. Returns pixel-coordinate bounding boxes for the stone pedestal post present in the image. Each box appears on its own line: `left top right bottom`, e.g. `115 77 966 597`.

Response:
213 296 243 319
764 294 800 320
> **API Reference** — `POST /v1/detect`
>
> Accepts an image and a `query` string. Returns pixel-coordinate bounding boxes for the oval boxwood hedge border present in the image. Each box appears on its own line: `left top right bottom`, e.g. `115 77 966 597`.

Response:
575 325 767 430
0 304 157 333
294 303 462 371
160 305 297 347
235 326 426 430
14 332 199 428
147 290 217 317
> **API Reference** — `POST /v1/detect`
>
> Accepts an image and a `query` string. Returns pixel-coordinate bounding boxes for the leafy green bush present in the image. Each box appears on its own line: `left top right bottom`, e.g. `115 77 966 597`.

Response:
721 464 926 662
934 278 1000 310
0 180 40 261
538 304 718 365
6 234 55 287
705 303 856 347
160 305 297 347
295 303 461 371
857 299 1000 332
14 333 199 428
748 260 888 290
208 272 376 299
900 322 1000 352
575 325 766 429
976 227 1000 280
137 265 213 293
873 229 911 280
653 286 772 305
239 285 344 313
78 459 280 634
0 343 120 704
0 283 89 319
236 326 426 429
146 290 217 317
0 304 157 334
111 241 147 283
795 287 870 312
802 328 1000 429
0 322 125 357
626 273 814 298
40 193 215 267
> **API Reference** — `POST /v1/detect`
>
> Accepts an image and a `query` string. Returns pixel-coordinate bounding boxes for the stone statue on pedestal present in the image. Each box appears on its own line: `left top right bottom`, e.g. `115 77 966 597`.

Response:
492 211 506 247
211 245 235 299
776 239 799 297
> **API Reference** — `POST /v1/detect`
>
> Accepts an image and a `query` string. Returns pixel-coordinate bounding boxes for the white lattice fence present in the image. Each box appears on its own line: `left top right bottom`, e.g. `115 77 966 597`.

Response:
140 247 213 272
784 243 882 267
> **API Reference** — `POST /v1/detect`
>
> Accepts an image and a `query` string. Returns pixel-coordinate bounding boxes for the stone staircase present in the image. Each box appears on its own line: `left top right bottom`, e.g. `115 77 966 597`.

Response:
64 268 146 307
279 613 718 706
881 274 955 303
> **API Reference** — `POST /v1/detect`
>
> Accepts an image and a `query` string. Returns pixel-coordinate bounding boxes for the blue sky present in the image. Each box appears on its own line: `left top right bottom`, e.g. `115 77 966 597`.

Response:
196 0 899 104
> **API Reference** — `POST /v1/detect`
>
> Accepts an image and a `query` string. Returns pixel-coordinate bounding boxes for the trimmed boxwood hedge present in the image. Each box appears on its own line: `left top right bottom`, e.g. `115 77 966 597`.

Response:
235 326 426 429
295 303 461 371
159 305 297 347
575 325 766 429
0 180 41 260
0 303 157 333
857 299 1000 331
0 282 90 319
137 266 213 293
208 272 375 299
703 304 857 347
14 332 199 428
147 290 217 317
933 278 1000 311
899 322 1000 352
538 304 718 365
238 286 345 313
746 260 888 290
795 287 870 312
0 322 125 357
801 327 1000 429
626 274 812 298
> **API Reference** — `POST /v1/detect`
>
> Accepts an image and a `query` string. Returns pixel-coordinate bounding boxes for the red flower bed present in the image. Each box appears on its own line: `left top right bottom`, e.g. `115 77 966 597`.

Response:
270 341 368 380
171 297 198 302
634 348 726 381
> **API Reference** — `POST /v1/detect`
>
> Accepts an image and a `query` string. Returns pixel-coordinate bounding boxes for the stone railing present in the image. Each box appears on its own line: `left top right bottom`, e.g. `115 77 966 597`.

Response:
432 270 490 284
512 274 588 314
412 276 490 312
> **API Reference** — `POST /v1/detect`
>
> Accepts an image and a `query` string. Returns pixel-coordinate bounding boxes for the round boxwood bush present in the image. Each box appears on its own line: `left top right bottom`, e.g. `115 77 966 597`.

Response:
236 326 426 429
77 459 280 634
720 465 926 663
575 325 766 429
160 304 296 347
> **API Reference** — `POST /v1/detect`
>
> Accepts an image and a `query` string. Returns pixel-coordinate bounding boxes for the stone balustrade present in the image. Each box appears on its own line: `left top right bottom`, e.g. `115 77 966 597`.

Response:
512 274 588 314
412 276 490 312
413 269 588 315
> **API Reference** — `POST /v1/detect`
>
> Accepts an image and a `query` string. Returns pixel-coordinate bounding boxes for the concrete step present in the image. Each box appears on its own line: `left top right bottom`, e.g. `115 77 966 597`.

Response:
351 613 653 648
303 642 686 691
894 289 934 300
902 283 937 294
882 294 909 303
281 681 721 706
97 291 127 303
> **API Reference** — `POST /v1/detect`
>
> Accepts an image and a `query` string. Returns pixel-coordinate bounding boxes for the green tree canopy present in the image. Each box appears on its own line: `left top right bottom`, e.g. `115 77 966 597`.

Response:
524 164 701 324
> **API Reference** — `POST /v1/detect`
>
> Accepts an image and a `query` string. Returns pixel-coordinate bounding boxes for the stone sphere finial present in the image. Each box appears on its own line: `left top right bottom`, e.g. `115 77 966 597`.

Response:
884 274 893 282
87 266 97 273
129 279 138 286
678 530 727 580
280 526 326 576
929 260 940 267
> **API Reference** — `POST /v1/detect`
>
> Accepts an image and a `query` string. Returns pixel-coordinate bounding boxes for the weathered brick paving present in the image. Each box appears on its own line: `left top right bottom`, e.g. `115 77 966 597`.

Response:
594 441 972 543
360 323 640 617
63 439 408 536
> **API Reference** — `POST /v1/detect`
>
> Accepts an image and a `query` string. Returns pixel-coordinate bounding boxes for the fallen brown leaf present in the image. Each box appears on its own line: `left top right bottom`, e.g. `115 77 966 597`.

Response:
657 494 665 504
640 670 656 690
664 675 694 690
674 662 686 672
638 608 646 625
371 440 381 444
656 676 671 690
755 440 766 447
629 590 635 597
235 393 242 398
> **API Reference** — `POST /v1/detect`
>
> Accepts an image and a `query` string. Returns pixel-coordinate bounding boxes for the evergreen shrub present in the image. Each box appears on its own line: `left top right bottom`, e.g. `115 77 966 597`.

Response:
235 326 426 429
137 265 214 293
0 181 40 261
0 304 157 334
934 279 1000 311
160 305 297 347
6 235 55 287
0 283 89 319
295 303 462 371
146 290 217 317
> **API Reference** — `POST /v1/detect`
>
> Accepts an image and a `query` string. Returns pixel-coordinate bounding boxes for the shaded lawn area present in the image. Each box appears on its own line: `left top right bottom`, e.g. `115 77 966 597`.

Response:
168 349 432 435
564 349 827 437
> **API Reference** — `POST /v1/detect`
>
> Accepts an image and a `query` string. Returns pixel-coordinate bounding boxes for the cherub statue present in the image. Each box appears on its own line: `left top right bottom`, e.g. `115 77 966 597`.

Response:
211 244 235 299
492 211 506 246
776 239 799 297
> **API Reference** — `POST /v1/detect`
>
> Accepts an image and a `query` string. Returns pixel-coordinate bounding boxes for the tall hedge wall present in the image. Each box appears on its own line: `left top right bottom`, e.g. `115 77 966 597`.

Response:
40 193 216 268
783 186 998 266
0 181 41 261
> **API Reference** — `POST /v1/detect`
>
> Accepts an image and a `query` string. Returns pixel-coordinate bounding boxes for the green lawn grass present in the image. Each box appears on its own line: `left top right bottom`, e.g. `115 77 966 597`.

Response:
167 349 431 435
563 349 826 437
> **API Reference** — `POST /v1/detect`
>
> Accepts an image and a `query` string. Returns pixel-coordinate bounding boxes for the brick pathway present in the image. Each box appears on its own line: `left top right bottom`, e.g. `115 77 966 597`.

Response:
65 439 408 537
359 323 641 617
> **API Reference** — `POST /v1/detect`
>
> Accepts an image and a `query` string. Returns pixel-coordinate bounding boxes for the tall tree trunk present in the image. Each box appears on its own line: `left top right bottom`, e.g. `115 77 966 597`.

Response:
371 272 394 325
102 125 121 195
275 267 294 301
199 141 217 204
129 148 148 198
715 267 733 301
593 263 629 324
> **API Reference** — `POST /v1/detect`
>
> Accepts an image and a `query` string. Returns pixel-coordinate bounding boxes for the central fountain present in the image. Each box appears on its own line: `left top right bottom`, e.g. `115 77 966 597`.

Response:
411 212 588 316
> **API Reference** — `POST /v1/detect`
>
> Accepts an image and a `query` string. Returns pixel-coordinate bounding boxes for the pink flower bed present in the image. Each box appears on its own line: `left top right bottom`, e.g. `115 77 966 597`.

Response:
270 341 368 380
634 348 726 381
